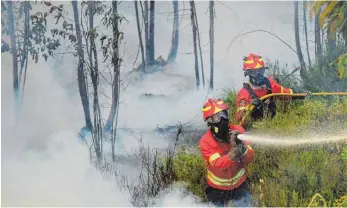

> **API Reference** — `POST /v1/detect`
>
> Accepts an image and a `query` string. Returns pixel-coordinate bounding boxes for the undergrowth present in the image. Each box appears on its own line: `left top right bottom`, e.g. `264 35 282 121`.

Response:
167 90 347 207
123 59 347 207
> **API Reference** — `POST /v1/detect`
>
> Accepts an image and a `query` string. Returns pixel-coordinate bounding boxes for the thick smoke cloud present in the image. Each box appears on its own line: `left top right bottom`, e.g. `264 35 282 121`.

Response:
2 1 313 206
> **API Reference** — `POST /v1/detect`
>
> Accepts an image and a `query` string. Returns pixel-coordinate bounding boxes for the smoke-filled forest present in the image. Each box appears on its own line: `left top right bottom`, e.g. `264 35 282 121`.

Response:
1 1 347 207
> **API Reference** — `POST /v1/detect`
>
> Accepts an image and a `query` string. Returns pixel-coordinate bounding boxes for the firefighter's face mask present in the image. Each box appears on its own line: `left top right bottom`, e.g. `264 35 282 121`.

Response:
207 110 230 143
245 67 266 87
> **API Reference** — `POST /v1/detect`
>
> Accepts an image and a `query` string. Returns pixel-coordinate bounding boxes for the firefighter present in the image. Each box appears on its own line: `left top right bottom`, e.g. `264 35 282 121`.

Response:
199 98 254 207
236 53 296 123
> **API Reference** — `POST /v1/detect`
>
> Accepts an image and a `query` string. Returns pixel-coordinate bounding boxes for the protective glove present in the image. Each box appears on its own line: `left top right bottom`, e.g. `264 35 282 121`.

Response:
231 131 247 155
227 146 242 161
228 130 245 161
229 130 242 145
250 97 262 109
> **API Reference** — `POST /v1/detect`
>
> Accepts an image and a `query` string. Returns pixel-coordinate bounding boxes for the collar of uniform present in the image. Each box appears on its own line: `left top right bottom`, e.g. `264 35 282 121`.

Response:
248 82 267 90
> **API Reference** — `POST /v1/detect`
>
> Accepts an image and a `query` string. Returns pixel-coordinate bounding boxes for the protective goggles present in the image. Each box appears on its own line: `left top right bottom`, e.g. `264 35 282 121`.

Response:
244 67 266 77
206 110 229 124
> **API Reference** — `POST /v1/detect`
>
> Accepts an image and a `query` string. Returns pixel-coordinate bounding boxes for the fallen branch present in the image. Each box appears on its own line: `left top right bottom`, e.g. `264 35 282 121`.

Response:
282 66 301 82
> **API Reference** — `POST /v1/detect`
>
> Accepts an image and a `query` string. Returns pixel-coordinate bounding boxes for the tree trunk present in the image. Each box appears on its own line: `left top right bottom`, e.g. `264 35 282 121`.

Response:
135 1 146 69
315 8 322 64
193 2 205 88
167 0 179 63
20 1 30 108
88 1 103 163
106 0 121 162
327 23 336 62
143 1 149 64
303 1 311 67
190 1 200 89
209 0 214 90
294 1 305 71
72 0 93 133
7 1 19 120
148 1 155 65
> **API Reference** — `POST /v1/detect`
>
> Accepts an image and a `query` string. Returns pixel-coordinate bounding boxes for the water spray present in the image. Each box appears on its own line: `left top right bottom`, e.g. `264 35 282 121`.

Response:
238 133 347 147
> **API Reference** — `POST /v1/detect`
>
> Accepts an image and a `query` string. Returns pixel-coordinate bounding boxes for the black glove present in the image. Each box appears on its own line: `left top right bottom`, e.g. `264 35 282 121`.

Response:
229 130 243 145
250 97 262 108
229 130 248 155
227 147 242 161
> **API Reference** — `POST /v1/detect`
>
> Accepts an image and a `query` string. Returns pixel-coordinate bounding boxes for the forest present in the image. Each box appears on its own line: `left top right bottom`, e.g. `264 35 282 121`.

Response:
1 1 347 207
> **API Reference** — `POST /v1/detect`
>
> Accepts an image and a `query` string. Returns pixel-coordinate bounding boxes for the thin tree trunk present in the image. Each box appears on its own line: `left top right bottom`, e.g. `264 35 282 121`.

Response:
327 24 336 62
135 1 146 69
303 1 311 67
7 1 19 120
193 2 205 88
315 8 322 64
19 1 30 108
72 0 93 132
19 1 29 85
134 1 146 70
167 0 179 63
107 0 121 162
209 0 214 90
88 1 103 163
190 1 200 89
143 1 149 64
148 1 155 65
294 1 305 70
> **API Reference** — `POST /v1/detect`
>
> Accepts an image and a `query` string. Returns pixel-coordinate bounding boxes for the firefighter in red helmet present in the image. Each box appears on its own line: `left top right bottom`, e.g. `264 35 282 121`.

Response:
199 98 254 207
236 53 296 123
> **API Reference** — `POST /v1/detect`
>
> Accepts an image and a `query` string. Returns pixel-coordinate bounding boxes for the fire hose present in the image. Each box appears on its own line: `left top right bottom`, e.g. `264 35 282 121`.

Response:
239 92 347 127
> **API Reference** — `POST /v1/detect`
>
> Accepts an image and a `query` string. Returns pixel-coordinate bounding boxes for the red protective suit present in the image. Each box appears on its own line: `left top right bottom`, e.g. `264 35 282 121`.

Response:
199 124 254 191
236 76 293 122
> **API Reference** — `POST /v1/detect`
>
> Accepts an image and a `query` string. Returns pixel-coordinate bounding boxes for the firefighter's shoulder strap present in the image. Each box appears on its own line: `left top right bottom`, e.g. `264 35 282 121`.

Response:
243 83 258 100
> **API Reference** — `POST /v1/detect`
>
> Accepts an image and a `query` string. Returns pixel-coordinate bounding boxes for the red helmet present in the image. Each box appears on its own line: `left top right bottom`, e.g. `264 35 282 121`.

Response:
243 53 265 71
202 98 229 121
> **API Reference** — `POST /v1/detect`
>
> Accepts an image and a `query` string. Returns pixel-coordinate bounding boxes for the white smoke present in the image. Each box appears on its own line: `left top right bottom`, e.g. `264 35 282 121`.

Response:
1 1 315 207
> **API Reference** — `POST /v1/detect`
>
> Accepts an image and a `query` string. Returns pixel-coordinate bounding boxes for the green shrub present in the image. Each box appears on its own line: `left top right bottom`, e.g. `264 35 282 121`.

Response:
333 195 347 207
251 98 347 136
172 145 207 201
265 59 302 92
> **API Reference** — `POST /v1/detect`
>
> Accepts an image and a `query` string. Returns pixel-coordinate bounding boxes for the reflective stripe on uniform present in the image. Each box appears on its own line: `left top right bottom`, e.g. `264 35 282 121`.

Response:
237 106 247 112
207 168 245 187
280 86 284 93
243 145 252 155
209 153 221 165
202 106 211 111
244 60 254 64
290 89 293 94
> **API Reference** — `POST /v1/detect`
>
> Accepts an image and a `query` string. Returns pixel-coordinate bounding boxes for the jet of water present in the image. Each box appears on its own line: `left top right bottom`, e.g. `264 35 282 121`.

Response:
238 132 347 147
